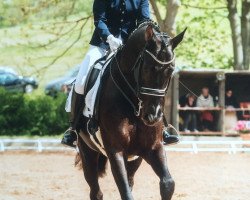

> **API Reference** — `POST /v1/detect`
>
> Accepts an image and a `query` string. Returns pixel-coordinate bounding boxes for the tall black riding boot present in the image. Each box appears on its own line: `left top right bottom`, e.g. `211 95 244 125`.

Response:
61 89 85 148
162 116 180 145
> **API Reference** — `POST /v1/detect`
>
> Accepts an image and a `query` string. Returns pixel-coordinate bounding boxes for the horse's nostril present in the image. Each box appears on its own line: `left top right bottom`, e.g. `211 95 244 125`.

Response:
158 111 163 118
147 114 154 123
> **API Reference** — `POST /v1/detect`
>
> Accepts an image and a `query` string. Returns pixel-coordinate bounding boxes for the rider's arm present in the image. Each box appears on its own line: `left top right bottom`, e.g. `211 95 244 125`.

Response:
138 0 151 22
93 0 111 42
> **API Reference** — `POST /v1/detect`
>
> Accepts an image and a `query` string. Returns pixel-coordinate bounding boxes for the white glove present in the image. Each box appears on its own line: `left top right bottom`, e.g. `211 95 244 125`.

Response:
107 35 123 52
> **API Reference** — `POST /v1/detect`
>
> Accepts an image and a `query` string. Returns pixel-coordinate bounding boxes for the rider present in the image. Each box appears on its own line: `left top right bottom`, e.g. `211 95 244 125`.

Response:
61 0 179 148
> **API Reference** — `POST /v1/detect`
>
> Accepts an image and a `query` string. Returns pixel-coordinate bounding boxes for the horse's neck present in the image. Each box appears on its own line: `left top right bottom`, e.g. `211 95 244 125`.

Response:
120 34 145 73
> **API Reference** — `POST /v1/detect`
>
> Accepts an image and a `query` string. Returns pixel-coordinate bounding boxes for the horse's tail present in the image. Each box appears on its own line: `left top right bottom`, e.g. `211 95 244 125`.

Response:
75 138 108 178
98 154 108 177
75 152 82 169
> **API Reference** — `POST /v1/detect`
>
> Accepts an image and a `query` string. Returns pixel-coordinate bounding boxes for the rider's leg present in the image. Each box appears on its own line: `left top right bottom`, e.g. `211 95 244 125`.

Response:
162 115 180 145
61 88 85 147
61 46 106 148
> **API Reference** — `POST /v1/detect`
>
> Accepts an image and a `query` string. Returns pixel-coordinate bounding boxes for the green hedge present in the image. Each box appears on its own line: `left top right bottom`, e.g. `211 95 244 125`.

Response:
0 88 68 136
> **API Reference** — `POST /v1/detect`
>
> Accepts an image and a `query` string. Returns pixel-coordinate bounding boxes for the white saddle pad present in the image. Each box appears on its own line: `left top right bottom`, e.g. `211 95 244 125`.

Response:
83 53 113 118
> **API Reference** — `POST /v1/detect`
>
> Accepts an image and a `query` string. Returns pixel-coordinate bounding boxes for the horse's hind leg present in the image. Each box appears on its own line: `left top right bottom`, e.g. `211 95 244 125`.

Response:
78 139 103 200
144 145 175 200
126 157 143 191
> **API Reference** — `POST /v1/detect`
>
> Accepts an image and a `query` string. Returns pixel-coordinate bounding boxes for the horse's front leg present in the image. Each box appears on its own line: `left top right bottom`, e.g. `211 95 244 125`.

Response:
144 145 175 200
107 151 134 200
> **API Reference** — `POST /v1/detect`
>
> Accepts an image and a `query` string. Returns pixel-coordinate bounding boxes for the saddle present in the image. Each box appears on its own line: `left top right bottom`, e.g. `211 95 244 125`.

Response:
78 51 146 161
78 52 114 155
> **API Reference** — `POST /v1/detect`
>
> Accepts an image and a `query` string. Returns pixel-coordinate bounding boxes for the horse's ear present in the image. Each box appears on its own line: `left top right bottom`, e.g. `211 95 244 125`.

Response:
171 28 187 50
145 25 154 41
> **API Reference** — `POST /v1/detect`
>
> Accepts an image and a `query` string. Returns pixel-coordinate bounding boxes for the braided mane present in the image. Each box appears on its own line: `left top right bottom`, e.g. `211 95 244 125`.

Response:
129 20 161 39
137 20 161 32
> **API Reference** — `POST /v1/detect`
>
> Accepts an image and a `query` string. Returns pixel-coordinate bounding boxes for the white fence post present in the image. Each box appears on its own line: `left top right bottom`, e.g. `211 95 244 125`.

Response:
192 142 198 154
230 142 237 154
0 140 5 152
37 140 43 152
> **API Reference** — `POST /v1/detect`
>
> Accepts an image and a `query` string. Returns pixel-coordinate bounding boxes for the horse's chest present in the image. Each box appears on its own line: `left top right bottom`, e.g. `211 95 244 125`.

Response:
127 124 162 153
99 113 162 155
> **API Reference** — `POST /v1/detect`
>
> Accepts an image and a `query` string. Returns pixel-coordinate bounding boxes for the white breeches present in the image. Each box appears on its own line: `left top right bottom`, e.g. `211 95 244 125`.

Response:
74 45 106 94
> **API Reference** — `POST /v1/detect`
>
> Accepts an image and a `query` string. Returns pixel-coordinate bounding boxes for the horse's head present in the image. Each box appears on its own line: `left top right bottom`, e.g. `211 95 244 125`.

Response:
138 25 186 126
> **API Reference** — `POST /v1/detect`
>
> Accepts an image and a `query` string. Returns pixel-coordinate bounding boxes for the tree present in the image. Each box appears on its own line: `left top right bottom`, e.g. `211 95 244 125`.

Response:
227 0 250 70
150 0 181 37
1 0 248 77
241 0 250 70
0 0 93 79
152 0 250 70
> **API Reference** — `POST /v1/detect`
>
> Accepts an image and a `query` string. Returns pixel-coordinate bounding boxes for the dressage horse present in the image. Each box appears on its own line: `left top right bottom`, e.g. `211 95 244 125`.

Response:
77 21 186 200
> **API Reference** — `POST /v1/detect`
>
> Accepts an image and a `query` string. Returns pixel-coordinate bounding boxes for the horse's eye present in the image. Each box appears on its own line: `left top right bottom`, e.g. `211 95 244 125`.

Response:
164 66 174 76
164 69 170 76
155 65 163 71
170 64 175 70
162 48 168 53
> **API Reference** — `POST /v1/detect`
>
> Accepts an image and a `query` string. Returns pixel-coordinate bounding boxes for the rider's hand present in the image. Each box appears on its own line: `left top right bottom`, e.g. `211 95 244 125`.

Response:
107 35 123 52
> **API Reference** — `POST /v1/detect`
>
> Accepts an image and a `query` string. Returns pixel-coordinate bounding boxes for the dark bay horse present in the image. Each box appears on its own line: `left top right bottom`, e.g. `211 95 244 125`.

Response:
77 21 186 200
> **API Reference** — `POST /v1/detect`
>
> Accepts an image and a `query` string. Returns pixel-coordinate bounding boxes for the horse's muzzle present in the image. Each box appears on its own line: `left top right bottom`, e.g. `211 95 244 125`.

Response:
142 104 163 126
143 114 162 126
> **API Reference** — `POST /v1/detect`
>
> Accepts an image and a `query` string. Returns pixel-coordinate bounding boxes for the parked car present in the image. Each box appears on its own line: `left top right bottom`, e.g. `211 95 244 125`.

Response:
45 65 80 97
0 70 38 93
0 66 18 75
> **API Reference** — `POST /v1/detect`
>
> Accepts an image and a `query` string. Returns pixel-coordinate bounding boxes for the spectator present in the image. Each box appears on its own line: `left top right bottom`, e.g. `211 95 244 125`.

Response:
179 94 187 107
225 89 239 108
183 94 198 133
225 89 242 120
197 87 214 107
196 87 214 131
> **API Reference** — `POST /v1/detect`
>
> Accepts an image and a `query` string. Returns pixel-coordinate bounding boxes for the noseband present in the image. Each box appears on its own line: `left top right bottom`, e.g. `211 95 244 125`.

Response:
110 44 175 116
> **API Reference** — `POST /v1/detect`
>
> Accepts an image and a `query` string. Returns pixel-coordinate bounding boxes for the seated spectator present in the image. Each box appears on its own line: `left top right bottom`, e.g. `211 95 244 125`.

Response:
179 94 188 107
225 89 239 108
183 94 198 133
197 87 214 107
178 94 187 130
196 87 214 131
225 88 242 120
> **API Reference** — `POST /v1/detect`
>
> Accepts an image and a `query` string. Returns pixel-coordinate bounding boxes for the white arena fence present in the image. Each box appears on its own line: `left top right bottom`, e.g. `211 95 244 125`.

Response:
0 139 250 154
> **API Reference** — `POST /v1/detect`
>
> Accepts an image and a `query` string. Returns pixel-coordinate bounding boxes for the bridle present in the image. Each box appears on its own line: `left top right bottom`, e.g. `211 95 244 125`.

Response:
140 50 175 97
110 41 175 116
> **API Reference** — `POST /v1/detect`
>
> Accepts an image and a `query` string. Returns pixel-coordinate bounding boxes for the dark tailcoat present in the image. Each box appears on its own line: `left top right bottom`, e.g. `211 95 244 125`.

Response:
90 0 150 49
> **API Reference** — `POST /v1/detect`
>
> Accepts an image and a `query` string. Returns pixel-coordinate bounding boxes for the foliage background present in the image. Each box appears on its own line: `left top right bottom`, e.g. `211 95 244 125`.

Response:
0 88 67 136
0 0 234 91
0 0 238 136
174 0 233 69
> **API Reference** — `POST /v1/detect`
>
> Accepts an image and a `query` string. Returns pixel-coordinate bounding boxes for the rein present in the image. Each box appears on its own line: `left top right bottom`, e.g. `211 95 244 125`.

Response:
110 50 143 116
110 45 175 116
